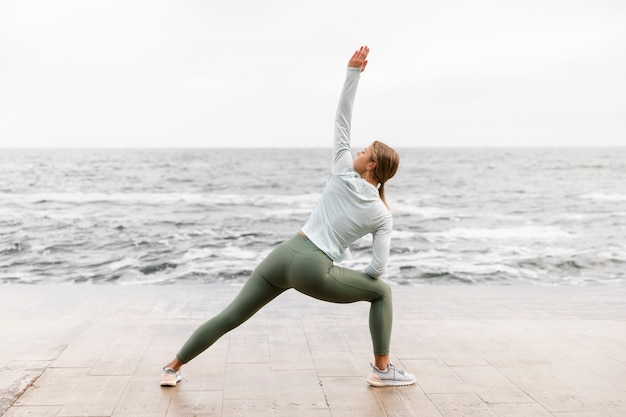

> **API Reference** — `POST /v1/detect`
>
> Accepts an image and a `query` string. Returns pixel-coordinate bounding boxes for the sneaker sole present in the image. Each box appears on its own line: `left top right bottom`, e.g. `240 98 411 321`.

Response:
366 377 416 387
160 376 182 387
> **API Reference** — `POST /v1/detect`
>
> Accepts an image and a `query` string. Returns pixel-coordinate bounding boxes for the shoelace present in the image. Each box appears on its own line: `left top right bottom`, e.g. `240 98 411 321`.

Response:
385 363 406 376
163 367 181 377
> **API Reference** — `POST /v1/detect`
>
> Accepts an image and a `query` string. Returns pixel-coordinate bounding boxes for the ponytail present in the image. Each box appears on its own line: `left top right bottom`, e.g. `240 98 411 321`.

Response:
370 141 399 209
378 182 388 208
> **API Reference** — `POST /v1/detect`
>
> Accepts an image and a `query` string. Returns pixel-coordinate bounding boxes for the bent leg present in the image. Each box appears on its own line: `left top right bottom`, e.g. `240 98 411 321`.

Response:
325 266 393 356
287 250 393 355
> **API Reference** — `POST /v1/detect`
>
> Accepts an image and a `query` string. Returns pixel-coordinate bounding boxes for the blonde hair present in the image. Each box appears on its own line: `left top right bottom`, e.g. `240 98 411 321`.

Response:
370 141 400 208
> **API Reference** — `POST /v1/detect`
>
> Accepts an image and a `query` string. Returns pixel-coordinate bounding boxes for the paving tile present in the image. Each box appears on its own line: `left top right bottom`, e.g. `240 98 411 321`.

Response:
227 332 270 364
0 361 48 415
0 319 70 363
578 357 626 391
177 356 228 392
301 318 351 351
320 377 382 417
560 378 625 412
272 370 327 410
166 390 222 417
223 362 273 400
112 376 172 417
451 365 533 403
51 324 113 369
15 368 87 407
389 320 438 359
499 366 600 413
597 403 626 417
371 384 443 417
419 323 490 367
57 375 130 417
340 319 374 353
1 405 62 417
267 319 314 372
488 402 554 417
88 341 149 377
428 393 499 417
275 409 331 417
221 398 276 417
309 351 362 377
404 359 473 395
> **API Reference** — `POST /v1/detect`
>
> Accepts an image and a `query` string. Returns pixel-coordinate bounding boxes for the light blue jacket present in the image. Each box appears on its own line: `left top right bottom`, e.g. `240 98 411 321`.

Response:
302 68 392 278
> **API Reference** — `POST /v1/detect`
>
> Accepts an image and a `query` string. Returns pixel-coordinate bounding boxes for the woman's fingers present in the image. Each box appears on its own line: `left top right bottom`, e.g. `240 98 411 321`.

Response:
348 45 370 70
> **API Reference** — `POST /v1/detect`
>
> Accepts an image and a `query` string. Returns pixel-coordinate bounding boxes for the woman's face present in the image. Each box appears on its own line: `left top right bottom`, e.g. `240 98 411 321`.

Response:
353 143 375 176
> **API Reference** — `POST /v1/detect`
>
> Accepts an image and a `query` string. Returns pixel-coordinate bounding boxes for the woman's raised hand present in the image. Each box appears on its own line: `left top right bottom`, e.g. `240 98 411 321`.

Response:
348 46 369 72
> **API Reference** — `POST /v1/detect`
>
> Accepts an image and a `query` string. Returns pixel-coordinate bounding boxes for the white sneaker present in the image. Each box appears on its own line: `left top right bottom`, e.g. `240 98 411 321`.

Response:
160 367 182 387
367 363 416 387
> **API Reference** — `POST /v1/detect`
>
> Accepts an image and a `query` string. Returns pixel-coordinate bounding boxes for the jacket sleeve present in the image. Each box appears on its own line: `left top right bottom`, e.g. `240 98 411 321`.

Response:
332 68 362 175
364 216 392 278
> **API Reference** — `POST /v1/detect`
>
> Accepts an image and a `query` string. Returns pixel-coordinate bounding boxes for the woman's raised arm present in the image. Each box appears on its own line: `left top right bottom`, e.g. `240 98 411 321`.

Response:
332 46 369 174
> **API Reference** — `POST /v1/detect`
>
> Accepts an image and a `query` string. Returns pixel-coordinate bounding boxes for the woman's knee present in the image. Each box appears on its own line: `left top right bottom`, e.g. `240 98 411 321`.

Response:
375 279 392 300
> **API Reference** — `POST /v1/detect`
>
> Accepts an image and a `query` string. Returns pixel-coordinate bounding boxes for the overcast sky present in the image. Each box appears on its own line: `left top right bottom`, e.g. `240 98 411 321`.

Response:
0 0 624 148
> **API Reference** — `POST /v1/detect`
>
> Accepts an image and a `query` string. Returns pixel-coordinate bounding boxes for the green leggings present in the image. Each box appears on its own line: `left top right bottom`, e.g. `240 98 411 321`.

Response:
176 233 393 363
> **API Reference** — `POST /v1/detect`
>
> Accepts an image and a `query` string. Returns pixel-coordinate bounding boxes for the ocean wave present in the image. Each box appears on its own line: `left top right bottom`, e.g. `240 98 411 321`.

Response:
426 225 573 241
0 192 321 207
393 204 455 219
391 230 419 240
181 248 216 261
108 257 139 271
263 207 313 218
579 193 626 201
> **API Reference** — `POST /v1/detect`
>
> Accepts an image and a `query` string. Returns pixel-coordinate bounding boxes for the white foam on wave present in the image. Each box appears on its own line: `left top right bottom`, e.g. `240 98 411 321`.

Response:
394 204 455 219
116 269 174 286
0 192 206 205
558 211 626 220
218 246 259 260
391 230 416 239
429 225 573 241
579 192 626 202
0 192 321 207
263 207 312 217
597 247 626 261
0 271 42 284
454 262 521 276
182 248 215 261
557 213 589 220
109 257 138 271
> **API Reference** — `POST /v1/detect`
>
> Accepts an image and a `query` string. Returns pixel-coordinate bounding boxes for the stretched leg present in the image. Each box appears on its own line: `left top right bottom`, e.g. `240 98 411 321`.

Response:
169 242 294 368
161 247 291 388
162 271 284 383
175 273 286 363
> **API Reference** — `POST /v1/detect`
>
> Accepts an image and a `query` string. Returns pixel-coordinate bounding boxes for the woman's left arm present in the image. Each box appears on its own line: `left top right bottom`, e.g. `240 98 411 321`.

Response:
364 218 392 279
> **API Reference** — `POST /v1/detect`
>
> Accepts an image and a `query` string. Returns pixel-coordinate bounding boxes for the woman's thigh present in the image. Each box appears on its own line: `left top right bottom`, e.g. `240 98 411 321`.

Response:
288 252 390 304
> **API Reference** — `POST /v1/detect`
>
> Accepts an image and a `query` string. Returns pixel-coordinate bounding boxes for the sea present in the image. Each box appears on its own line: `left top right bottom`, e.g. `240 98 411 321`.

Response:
1 147 625 286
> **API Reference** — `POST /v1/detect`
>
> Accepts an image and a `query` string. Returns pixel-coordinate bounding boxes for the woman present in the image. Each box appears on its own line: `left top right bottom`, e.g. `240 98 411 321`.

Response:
161 46 415 388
